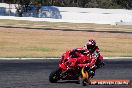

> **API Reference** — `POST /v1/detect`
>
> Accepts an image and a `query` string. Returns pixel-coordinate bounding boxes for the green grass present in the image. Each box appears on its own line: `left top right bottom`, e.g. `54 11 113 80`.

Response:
0 19 132 58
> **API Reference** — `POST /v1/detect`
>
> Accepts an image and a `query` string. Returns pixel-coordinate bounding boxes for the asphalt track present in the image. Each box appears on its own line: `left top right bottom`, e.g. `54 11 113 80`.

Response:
0 59 132 88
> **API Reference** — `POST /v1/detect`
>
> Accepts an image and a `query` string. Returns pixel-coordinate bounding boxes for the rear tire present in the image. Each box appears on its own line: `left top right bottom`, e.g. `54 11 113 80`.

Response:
49 68 61 83
80 78 88 86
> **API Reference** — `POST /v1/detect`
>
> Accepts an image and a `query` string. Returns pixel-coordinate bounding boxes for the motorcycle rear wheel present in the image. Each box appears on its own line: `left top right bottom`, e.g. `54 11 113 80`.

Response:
81 78 88 86
80 78 91 86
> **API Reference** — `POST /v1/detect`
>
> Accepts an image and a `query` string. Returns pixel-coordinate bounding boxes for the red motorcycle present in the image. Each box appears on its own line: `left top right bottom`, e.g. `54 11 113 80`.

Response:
49 50 104 86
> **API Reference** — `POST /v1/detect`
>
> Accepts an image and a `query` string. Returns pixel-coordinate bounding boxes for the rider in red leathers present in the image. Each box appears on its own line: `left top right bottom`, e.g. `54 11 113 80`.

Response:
49 39 104 83
69 39 104 77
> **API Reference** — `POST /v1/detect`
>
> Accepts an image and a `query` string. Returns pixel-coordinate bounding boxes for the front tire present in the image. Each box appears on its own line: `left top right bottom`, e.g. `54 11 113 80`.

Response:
49 68 61 83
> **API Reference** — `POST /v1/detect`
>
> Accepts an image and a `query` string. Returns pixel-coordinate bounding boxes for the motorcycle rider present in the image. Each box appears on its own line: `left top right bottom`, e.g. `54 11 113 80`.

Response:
69 39 104 78
49 39 104 83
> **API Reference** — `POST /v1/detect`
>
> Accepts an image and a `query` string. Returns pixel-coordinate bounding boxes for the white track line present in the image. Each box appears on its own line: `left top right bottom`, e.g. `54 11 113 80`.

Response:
0 57 131 60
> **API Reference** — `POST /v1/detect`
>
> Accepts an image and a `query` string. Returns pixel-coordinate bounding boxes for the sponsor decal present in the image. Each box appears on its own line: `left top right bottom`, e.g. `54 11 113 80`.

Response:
90 80 130 85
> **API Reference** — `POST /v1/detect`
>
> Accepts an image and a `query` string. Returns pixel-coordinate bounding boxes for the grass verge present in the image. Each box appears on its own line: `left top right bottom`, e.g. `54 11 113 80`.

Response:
0 19 132 57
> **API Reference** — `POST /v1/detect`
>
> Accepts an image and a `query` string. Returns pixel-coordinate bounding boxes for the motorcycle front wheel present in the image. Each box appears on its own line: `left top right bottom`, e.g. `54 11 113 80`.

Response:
49 68 61 83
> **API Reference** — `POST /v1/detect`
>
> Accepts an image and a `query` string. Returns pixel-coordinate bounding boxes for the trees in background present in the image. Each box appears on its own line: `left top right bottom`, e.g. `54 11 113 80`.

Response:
1 0 132 9
1 0 131 17
60 0 132 9
63 0 132 9
114 0 132 9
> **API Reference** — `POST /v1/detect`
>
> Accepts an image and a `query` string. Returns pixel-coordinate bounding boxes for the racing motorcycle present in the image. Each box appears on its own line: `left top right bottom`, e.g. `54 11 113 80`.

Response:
49 50 104 86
